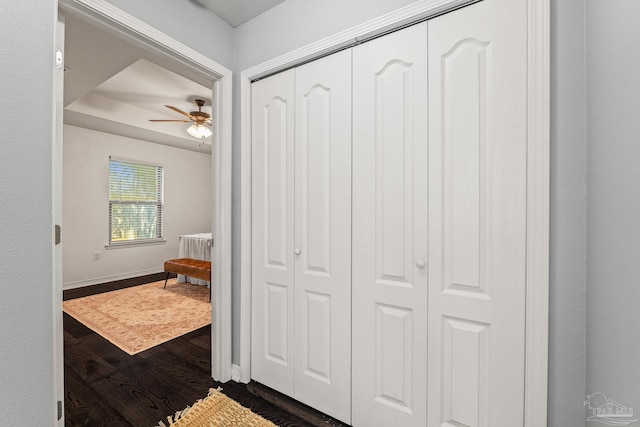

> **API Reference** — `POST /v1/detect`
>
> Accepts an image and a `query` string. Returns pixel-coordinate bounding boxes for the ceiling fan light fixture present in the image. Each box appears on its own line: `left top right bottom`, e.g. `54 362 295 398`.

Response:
187 123 212 139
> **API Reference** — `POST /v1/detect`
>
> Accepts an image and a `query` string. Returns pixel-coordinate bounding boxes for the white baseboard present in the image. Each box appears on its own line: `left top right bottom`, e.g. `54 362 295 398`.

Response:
231 364 242 382
63 267 164 290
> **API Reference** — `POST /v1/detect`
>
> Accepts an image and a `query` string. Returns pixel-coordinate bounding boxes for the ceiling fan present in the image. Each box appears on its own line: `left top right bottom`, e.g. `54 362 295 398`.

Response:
149 99 212 139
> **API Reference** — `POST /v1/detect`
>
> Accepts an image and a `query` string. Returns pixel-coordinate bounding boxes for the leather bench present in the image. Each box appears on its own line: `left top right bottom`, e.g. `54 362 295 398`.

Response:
163 258 211 300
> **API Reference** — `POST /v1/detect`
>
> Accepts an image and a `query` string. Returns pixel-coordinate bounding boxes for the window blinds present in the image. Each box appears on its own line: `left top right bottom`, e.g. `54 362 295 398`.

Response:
108 158 164 244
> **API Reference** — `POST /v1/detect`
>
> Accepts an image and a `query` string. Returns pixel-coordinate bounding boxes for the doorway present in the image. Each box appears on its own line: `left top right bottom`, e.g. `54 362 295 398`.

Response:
54 0 232 422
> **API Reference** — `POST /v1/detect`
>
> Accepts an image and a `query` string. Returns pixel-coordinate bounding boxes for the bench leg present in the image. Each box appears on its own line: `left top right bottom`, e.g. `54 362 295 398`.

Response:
164 271 170 289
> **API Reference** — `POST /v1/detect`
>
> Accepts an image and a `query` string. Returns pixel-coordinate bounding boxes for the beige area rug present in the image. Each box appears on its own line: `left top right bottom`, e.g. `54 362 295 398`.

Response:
63 279 211 355
157 388 277 427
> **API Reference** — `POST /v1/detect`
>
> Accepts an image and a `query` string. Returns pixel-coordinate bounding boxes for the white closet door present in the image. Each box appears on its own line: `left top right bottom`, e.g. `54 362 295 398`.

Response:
251 69 296 396
293 49 352 423
352 21 429 427
427 0 528 426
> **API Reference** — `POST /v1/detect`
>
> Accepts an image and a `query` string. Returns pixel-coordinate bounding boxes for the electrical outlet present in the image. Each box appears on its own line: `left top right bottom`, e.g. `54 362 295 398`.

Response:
93 251 101 261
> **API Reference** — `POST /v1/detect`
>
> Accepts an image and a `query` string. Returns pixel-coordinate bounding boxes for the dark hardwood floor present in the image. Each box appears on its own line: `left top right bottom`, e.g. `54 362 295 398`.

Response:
64 275 348 427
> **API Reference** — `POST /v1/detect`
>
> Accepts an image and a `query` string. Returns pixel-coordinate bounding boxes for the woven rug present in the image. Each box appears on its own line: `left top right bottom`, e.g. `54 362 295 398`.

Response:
157 388 277 427
63 279 211 355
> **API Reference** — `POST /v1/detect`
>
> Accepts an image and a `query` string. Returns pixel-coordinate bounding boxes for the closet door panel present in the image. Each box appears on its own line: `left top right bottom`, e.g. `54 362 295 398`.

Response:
427 0 528 425
294 48 352 423
251 69 296 395
352 21 428 427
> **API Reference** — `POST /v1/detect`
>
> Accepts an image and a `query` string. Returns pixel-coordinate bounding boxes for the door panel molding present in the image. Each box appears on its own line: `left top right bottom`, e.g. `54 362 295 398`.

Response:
427 2 528 424
293 49 352 423
352 21 429 426
251 70 296 395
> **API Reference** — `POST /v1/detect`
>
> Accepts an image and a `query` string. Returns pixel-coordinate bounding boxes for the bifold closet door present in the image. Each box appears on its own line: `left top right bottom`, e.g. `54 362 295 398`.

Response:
251 69 296 396
293 48 352 423
426 0 528 425
251 50 352 423
352 21 429 427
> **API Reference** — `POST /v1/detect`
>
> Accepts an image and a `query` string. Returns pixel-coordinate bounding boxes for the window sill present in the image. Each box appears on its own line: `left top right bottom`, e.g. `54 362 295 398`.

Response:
105 239 167 250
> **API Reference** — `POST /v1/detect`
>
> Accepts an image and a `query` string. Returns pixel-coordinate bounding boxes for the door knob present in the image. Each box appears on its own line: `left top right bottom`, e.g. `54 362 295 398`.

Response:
294 247 301 255
416 259 425 269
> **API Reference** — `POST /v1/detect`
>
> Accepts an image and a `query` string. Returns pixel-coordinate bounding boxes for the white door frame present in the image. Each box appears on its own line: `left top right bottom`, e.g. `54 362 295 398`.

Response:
53 13 66 425
239 0 549 425
55 0 233 383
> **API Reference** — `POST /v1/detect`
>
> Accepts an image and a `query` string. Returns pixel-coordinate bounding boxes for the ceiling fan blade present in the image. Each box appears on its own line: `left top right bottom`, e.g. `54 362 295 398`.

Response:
149 119 191 122
165 105 193 118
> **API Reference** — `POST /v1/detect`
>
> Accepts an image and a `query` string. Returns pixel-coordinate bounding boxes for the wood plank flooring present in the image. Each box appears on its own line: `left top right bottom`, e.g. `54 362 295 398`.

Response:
64 275 348 427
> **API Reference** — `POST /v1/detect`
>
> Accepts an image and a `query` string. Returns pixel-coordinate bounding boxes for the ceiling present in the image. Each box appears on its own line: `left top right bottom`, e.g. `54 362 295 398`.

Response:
63 0 286 154
65 57 214 153
194 0 286 27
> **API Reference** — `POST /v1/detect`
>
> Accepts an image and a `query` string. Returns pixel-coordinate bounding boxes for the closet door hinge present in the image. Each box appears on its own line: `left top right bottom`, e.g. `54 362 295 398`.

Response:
57 400 62 420
55 225 61 245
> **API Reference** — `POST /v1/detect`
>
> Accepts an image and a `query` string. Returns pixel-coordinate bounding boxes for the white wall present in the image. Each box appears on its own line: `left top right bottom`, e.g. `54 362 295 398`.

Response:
586 0 640 414
548 0 587 425
62 125 212 288
0 1 56 425
104 0 235 70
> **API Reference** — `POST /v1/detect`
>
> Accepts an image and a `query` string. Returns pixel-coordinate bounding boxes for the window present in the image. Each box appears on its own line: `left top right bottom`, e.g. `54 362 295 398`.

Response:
108 158 164 245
